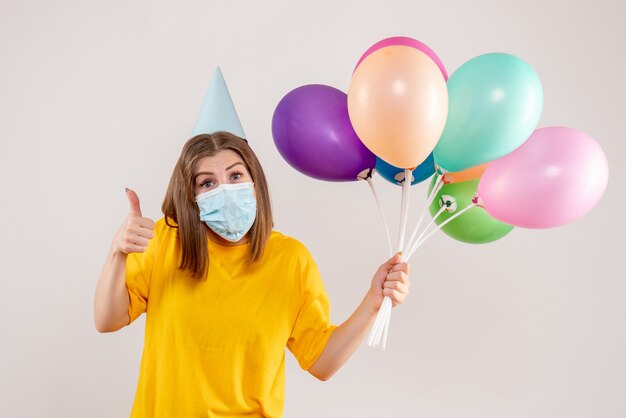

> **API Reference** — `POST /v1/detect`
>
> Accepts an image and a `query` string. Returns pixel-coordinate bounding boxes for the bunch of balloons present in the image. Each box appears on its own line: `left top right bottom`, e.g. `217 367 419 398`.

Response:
272 36 609 348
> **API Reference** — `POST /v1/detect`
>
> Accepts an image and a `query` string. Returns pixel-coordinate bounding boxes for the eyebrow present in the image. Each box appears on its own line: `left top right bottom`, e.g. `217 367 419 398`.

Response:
194 162 245 179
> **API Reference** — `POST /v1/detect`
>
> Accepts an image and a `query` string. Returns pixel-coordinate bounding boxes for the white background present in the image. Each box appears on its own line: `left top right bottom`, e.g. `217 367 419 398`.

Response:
1 0 624 417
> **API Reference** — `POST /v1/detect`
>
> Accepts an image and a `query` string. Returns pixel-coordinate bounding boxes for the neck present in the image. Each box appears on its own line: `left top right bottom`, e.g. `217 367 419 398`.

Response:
206 226 249 247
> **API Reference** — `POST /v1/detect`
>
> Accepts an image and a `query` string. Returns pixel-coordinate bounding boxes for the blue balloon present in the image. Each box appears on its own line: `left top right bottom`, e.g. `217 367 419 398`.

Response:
376 153 435 186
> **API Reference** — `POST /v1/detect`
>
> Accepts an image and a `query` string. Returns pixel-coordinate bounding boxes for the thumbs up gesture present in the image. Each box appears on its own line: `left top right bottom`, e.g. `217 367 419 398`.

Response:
114 188 156 254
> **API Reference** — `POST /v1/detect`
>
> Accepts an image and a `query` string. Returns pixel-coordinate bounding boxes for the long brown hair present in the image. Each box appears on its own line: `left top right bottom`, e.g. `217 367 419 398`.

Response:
162 132 273 279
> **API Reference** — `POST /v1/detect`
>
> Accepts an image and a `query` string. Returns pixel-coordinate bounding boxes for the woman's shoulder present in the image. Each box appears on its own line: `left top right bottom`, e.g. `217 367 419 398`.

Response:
266 230 313 259
154 217 174 232
151 217 178 242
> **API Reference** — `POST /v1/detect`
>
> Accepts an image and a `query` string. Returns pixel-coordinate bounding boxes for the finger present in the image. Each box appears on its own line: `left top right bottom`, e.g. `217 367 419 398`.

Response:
137 226 155 240
390 262 410 275
383 288 406 306
131 220 155 237
124 224 154 239
383 280 409 294
386 270 409 284
126 188 142 217
137 217 156 230
123 232 151 248
120 243 147 254
378 252 402 273
389 252 402 264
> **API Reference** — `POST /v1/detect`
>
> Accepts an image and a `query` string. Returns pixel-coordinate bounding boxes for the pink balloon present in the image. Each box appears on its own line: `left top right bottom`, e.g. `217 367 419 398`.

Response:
354 36 448 80
477 127 608 228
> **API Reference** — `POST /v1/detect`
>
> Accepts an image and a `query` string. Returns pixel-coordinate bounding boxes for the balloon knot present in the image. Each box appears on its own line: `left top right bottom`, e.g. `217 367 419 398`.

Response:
440 195 457 212
472 194 484 207
357 168 375 181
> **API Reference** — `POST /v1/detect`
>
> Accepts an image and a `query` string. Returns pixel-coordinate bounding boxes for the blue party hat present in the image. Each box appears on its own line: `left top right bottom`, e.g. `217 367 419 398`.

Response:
192 67 246 139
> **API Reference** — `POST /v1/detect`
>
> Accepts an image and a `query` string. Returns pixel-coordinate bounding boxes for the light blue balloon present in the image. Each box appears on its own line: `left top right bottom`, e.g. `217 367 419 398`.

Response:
192 67 246 139
434 53 543 172
376 153 435 186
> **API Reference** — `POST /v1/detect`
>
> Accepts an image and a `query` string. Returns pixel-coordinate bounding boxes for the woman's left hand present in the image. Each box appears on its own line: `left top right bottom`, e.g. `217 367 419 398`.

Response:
309 253 411 380
368 253 411 310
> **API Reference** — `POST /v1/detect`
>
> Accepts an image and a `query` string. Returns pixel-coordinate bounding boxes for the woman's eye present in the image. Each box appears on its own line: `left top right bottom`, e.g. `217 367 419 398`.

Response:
231 172 242 181
200 180 214 188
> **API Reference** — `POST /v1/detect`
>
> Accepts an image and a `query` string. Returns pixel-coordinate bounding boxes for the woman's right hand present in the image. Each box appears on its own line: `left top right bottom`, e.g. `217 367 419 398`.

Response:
113 188 156 254
94 189 155 332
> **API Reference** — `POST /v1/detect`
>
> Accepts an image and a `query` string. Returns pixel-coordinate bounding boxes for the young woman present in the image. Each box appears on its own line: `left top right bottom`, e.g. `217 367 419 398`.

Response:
94 131 410 417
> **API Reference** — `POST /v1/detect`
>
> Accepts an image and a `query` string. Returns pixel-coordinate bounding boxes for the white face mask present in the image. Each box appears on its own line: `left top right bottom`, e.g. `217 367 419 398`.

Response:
195 182 257 242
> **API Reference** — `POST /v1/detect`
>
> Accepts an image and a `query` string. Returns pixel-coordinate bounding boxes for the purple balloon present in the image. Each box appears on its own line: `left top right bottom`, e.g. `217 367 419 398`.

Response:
272 84 376 182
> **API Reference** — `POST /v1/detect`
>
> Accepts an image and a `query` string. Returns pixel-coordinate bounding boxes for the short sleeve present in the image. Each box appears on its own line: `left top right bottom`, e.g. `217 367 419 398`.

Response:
287 247 337 370
125 222 161 323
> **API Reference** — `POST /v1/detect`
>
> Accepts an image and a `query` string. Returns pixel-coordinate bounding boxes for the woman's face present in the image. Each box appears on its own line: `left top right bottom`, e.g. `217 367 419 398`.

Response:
193 149 252 196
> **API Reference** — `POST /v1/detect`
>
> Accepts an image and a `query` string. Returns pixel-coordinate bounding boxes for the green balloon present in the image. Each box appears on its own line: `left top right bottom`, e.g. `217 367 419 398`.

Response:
428 177 514 244
433 53 543 172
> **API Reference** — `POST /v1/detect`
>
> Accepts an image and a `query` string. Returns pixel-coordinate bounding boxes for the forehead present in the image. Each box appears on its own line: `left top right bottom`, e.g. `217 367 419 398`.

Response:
194 149 246 174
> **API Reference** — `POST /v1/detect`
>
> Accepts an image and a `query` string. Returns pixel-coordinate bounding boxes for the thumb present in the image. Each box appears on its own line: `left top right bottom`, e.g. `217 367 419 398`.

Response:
125 188 142 217
377 252 402 275
386 251 402 265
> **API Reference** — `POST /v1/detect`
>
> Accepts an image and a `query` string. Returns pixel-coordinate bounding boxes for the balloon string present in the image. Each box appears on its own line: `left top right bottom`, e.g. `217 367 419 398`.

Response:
371 299 387 344
405 203 478 260
366 177 393 258
376 298 392 345
366 296 386 346
404 173 443 255
369 170 447 349
405 206 446 260
367 296 392 348
381 305 390 350
368 168 414 349
382 169 411 347
370 204 448 348
397 169 412 253
364 172 398 349
367 170 443 350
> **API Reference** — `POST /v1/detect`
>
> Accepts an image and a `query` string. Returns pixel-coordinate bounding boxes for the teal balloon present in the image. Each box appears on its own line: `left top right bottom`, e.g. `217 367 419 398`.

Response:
434 53 543 172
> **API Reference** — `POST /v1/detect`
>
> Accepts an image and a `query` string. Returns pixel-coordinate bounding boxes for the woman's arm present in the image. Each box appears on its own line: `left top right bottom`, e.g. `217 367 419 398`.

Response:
94 248 131 332
308 253 410 380
93 189 155 333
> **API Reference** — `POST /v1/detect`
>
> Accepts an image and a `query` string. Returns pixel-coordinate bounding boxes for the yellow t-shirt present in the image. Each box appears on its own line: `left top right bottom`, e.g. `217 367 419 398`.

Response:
125 219 337 417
